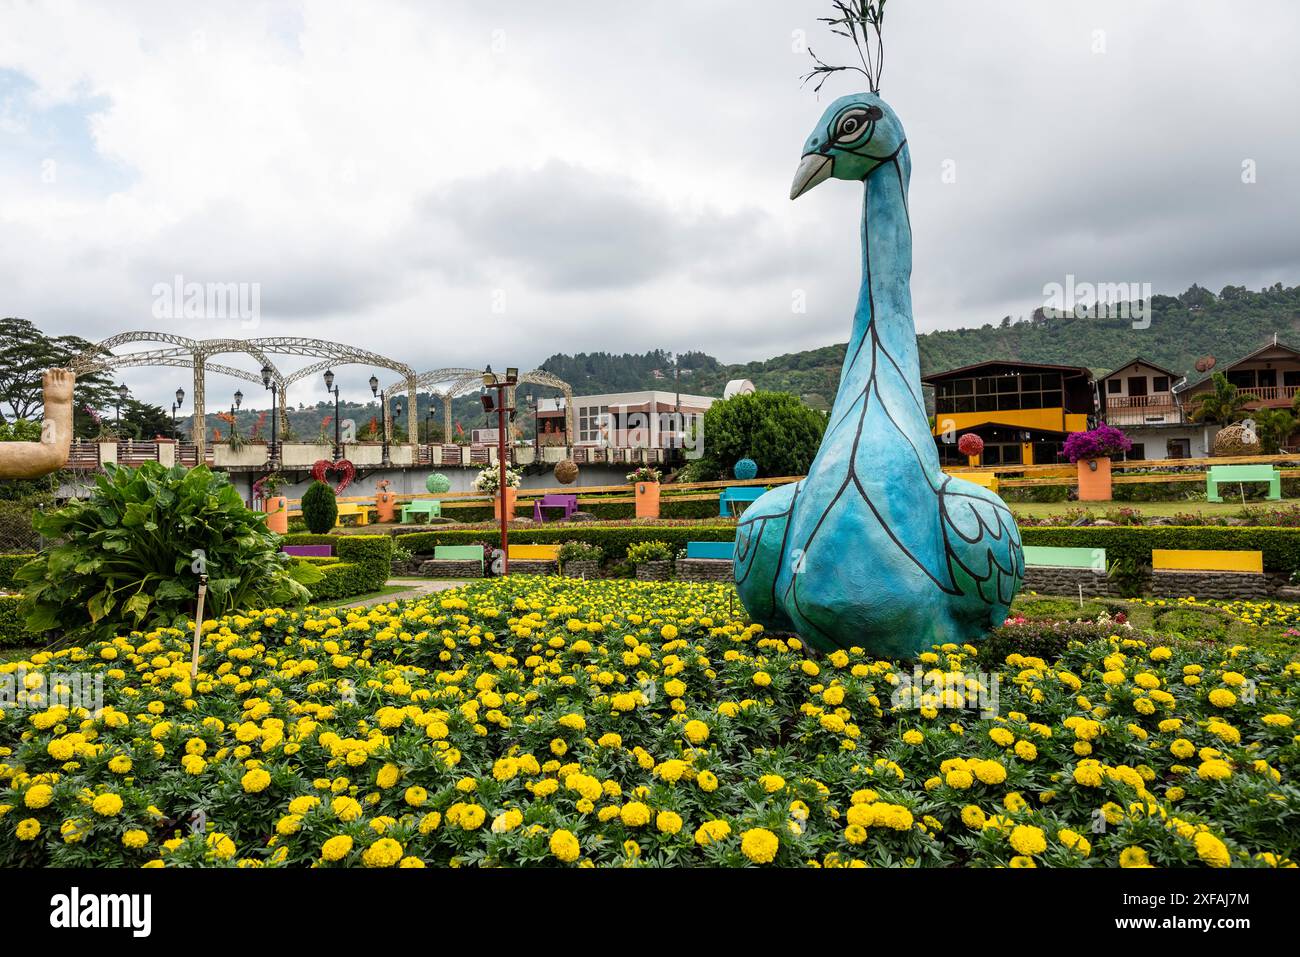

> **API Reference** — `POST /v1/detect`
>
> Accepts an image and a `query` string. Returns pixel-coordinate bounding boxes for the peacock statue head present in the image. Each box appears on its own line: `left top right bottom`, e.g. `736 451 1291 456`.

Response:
789 92 906 199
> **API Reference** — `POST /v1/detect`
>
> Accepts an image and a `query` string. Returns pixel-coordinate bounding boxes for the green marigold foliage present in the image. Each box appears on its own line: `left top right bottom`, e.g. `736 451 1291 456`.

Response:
16 463 309 641
301 481 338 534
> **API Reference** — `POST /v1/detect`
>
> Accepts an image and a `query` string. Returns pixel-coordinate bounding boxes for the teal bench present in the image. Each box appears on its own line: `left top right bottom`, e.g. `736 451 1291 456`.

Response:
433 544 484 574
1206 464 1280 503
401 499 442 523
686 541 735 560
719 487 765 517
1022 545 1106 571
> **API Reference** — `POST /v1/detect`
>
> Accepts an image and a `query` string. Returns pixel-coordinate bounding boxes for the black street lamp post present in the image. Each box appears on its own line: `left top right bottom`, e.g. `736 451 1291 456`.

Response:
171 387 186 440
260 366 279 468
324 369 342 461
370 375 390 468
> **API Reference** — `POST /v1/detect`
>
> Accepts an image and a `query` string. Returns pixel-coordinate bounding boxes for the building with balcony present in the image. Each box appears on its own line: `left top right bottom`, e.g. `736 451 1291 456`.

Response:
1095 357 1207 460
535 389 718 451
923 360 1094 466
1178 339 1300 411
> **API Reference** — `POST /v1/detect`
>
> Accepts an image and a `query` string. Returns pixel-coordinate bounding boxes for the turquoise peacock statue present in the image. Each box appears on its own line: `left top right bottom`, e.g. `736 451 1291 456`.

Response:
733 89 1024 657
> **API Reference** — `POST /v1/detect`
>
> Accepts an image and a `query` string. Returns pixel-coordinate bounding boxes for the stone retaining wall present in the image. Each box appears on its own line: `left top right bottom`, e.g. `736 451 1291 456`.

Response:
561 560 601 579
1022 566 1114 597
635 561 673 581
676 558 734 582
1150 569 1272 600
507 559 558 576
414 559 484 579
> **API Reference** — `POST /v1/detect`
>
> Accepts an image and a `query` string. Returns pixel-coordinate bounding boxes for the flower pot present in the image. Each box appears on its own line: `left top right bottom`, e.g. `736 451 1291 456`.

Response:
967 454 981 468
1076 456 1112 501
635 560 673 581
563 559 601 579
375 491 397 523
493 487 518 520
263 495 288 534
635 481 661 519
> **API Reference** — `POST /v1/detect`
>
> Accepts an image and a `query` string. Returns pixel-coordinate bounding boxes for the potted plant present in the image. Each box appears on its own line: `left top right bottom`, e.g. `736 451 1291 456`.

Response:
1063 424 1132 502
253 472 289 534
957 432 984 467
374 478 397 523
473 464 522 520
627 466 663 519
627 540 676 581
558 540 604 579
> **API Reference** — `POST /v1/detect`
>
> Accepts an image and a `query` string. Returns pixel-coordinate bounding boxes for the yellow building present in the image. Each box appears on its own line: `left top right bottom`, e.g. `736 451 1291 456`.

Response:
923 360 1095 466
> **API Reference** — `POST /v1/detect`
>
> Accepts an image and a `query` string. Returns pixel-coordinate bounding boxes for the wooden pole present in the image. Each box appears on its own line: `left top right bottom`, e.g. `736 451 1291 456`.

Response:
190 574 208 681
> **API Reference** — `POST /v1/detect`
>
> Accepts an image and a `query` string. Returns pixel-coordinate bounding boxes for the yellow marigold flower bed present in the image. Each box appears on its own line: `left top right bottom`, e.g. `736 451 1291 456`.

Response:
0 577 1296 868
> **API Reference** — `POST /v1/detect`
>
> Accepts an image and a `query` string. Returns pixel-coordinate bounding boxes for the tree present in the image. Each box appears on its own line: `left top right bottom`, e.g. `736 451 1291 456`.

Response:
1188 372 1252 425
0 317 117 431
1252 408 1296 454
695 391 827 480
301 481 338 533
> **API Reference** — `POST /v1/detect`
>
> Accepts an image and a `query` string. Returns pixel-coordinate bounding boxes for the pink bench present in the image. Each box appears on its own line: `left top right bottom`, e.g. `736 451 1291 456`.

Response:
282 545 334 558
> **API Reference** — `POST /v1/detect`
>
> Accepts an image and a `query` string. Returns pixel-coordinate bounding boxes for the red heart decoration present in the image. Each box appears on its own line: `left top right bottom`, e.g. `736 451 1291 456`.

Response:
311 458 357 495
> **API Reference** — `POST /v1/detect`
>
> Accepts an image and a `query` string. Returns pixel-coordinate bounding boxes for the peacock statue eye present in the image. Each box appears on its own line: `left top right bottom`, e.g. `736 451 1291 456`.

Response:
835 106 882 143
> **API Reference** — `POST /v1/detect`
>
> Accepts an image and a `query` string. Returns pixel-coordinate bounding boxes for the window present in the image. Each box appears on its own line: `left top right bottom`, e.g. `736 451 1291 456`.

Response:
1167 438 1190 459
1107 379 1122 394
1152 376 1170 393
1125 443 1145 461
1127 377 1148 397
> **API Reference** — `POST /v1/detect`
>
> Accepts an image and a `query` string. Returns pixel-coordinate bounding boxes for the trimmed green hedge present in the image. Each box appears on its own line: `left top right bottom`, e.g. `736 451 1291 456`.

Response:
394 525 737 561
305 562 370 602
440 498 723 524
1020 525 1300 574
0 595 26 647
0 554 35 591
280 534 393 594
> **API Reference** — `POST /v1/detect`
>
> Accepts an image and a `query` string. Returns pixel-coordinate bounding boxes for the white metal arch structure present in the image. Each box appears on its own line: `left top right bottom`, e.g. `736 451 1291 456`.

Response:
386 367 576 442
73 333 289 455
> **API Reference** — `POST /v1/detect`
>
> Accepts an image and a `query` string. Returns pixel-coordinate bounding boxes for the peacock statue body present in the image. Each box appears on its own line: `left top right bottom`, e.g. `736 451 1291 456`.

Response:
733 92 1024 657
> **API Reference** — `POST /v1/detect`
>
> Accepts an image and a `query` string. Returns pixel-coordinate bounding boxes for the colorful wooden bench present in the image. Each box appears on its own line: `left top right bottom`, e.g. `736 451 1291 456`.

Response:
1206 464 1280 502
1022 545 1106 570
686 541 735 560
334 503 370 527
533 493 578 523
1151 549 1264 573
432 544 484 575
719 486 765 517
282 544 334 558
400 499 442 523
947 471 1000 492
508 544 561 561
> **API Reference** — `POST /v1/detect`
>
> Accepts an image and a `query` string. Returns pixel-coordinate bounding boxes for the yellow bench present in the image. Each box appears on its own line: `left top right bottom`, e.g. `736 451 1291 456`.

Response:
335 503 370 527
949 471 1000 493
1151 549 1263 573
508 544 560 561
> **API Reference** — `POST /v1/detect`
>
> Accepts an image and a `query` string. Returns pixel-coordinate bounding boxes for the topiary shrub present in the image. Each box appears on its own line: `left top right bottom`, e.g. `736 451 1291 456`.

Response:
16 463 310 642
301 481 338 534
0 595 26 647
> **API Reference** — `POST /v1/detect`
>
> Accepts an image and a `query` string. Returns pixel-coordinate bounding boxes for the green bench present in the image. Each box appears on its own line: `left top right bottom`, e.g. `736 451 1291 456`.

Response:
1022 545 1106 571
401 499 442 523
1206 464 1280 502
432 545 484 575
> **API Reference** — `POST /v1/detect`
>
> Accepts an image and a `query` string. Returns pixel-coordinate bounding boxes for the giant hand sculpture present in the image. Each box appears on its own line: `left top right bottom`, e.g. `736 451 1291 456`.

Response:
0 369 75 479
734 94 1023 657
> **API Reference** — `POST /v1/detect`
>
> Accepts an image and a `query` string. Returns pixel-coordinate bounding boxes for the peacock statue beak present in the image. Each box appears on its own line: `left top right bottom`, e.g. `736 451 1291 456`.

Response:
790 152 833 200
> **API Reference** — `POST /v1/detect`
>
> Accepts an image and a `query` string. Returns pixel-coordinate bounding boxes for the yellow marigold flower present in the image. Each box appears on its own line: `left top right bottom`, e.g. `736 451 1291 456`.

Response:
1009 825 1047 856
683 720 710 745
457 804 486 830
1073 764 1104 788
1009 856 1036 868
656 810 683 834
1058 829 1090 856
740 827 779 864
945 769 974 789
1194 831 1231 868
1197 759 1232 782
1014 740 1038 761
550 828 580 862
1208 689 1236 708
758 774 786 793
92 793 123 817
1119 846 1150 868
620 802 651 827
321 835 353 862
24 785 53 809
241 768 272 794
961 805 986 829
376 763 401 789
695 819 732 845
972 760 1006 785
16 818 40 841
902 730 924 746
988 727 1014 747
696 770 719 792
752 671 771 688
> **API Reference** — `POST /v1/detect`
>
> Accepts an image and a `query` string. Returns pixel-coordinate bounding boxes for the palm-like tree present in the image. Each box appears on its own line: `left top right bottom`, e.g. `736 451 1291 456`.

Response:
1255 407 1297 454
1188 372 1253 424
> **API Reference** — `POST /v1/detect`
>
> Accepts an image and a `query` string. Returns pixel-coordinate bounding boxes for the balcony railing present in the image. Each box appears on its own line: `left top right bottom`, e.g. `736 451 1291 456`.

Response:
1106 395 1176 409
1235 385 1300 404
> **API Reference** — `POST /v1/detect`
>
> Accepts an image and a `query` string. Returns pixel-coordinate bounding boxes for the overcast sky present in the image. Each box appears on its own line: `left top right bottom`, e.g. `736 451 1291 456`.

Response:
2 0 1298 410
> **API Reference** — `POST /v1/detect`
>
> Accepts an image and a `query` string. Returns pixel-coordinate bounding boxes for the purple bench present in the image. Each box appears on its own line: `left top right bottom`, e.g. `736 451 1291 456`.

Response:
533 493 578 523
282 545 334 558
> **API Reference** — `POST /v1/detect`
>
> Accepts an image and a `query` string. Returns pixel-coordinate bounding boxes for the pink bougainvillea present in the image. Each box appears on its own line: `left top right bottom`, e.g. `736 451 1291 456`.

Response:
1062 424 1132 463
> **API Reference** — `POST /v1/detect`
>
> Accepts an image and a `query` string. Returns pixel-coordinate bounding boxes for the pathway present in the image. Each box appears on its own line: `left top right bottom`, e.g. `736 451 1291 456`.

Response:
338 579 471 609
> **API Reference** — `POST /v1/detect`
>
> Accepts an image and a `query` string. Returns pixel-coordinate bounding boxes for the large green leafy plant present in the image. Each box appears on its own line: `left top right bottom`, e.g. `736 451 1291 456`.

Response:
16 462 310 640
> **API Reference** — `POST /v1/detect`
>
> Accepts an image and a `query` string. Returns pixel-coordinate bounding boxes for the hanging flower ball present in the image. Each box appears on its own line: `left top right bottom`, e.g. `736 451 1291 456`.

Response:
425 473 451 494
733 458 759 480
554 460 579 485
957 433 985 457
